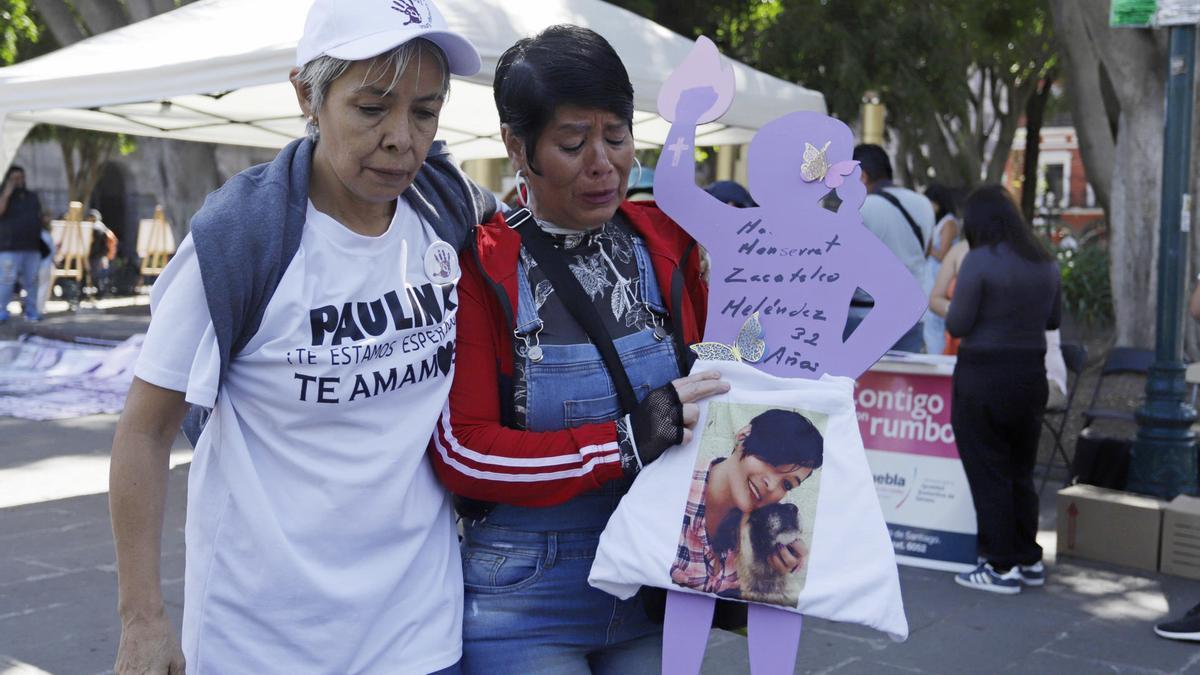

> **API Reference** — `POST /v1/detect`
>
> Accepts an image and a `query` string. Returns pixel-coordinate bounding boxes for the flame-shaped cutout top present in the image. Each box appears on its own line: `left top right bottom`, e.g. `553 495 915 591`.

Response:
657 35 736 124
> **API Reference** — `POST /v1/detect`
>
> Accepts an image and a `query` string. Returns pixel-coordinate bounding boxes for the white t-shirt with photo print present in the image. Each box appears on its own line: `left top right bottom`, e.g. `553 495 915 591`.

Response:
135 200 462 674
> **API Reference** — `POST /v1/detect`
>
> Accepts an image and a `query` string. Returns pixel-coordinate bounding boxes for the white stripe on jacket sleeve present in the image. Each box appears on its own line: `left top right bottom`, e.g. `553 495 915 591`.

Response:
434 402 621 481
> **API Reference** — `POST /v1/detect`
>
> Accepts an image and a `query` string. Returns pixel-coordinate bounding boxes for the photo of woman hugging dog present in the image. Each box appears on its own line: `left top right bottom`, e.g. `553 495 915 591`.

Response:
669 405 825 608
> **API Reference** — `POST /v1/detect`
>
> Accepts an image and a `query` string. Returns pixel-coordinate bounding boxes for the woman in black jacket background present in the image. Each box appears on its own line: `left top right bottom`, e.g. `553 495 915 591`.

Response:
946 184 1061 595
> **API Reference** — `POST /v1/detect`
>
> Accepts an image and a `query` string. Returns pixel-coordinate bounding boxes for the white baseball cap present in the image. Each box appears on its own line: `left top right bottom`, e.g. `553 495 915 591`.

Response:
296 0 481 76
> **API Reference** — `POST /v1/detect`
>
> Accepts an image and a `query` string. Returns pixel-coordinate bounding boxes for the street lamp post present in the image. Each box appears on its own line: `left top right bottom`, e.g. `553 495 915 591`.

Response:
1128 24 1199 499
860 91 885 146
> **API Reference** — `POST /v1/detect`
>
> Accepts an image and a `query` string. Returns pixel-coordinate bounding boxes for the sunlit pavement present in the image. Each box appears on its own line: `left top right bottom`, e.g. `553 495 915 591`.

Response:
4 411 1200 674
3 309 1200 673
0 414 190 675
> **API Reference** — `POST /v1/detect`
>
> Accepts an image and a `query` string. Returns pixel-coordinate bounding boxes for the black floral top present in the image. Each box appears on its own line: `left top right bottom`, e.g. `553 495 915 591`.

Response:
522 215 654 344
511 213 669 441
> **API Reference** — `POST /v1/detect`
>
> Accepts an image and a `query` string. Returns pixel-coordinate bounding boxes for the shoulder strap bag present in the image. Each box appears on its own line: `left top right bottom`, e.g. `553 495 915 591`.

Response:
875 189 925 251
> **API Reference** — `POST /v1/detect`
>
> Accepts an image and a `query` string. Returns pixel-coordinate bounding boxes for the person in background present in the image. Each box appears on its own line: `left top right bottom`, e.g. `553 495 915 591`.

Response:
86 209 117 296
922 184 959 354
1189 275 1200 322
1152 282 1200 641
946 184 1060 595
36 221 55 317
931 239 1066 400
928 239 969 355
705 180 756 208
846 145 934 352
0 165 44 322
429 25 725 674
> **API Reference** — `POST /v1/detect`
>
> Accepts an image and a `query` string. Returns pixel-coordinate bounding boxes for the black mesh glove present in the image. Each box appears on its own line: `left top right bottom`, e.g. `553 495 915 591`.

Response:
619 383 685 472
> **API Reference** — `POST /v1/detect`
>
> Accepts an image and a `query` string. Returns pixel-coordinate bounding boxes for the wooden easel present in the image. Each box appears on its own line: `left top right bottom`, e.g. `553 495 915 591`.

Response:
138 205 175 276
52 201 91 283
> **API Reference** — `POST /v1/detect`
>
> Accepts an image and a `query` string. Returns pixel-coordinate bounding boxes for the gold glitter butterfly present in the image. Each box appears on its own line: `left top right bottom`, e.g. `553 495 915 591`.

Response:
800 141 833 182
691 312 766 363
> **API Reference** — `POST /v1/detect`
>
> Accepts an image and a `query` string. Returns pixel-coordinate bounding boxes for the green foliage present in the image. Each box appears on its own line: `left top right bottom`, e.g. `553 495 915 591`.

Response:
1057 242 1113 326
606 0 1055 189
749 2 958 123
26 124 135 155
0 0 39 65
117 134 137 156
759 0 1053 187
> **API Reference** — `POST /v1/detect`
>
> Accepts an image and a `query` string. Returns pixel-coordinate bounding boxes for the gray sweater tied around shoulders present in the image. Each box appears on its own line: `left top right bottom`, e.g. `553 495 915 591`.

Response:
181 137 496 443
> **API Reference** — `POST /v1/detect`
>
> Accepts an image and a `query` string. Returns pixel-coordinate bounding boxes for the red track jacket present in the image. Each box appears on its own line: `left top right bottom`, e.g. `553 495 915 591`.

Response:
429 201 708 508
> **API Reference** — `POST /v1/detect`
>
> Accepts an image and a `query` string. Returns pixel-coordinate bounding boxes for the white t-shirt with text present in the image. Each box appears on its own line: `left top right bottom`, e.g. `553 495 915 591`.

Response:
135 200 462 674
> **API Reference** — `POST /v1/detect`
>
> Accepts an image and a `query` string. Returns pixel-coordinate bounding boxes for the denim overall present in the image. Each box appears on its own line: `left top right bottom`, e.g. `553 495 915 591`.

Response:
460 235 680 675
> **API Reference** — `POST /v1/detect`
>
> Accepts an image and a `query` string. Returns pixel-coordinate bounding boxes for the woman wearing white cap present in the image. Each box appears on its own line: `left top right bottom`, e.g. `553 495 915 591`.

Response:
109 1 492 672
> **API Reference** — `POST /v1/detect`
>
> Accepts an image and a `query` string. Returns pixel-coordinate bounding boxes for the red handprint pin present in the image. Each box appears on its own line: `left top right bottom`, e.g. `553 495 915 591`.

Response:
424 240 460 285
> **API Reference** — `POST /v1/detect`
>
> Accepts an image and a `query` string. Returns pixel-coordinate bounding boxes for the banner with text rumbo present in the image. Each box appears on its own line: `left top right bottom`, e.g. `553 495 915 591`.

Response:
856 366 978 572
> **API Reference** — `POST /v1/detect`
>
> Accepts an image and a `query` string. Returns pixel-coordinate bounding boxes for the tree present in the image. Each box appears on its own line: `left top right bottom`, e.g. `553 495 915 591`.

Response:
1 0 41 64
25 124 135 207
606 0 769 49
609 1 1055 195
755 1 1055 191
1019 70 1057 223
16 0 217 237
1050 1 1167 349
952 1 1056 189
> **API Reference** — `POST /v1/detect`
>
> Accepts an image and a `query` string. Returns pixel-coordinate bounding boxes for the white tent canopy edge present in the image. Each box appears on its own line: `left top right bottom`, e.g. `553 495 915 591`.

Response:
0 0 825 172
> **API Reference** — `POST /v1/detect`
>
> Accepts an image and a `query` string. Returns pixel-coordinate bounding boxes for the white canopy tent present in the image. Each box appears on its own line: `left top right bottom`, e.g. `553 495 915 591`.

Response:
0 0 825 173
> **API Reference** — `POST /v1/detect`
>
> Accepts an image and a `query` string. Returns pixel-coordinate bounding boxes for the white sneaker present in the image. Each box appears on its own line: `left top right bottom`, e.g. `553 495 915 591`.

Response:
1156 603 1200 641
1017 561 1045 586
955 563 1021 595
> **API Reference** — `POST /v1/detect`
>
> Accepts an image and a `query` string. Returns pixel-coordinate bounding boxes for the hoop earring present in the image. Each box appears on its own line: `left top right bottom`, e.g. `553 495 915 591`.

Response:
515 169 531 208
631 156 644 189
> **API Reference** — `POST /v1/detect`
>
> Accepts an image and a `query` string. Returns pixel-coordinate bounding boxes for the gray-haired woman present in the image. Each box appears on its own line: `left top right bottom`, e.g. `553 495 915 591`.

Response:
109 1 493 672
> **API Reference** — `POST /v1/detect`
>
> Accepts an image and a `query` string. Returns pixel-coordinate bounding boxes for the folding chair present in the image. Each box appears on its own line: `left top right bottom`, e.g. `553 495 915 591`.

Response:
1038 343 1088 494
1057 346 1156 490
1080 346 1156 429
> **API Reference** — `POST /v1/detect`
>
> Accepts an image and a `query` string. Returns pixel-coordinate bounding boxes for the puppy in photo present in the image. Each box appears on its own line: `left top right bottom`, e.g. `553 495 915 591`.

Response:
738 502 805 606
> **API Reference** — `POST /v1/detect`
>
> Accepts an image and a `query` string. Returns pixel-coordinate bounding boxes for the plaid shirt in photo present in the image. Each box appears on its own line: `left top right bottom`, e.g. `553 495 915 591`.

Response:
669 463 740 595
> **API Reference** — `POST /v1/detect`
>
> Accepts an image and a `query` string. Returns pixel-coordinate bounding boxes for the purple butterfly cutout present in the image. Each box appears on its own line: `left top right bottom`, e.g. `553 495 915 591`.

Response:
823 160 860 189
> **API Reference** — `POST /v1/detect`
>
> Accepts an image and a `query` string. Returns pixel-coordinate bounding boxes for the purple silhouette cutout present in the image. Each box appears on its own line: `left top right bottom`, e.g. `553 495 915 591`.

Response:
657 36 734 126
653 39 925 675
656 87 925 380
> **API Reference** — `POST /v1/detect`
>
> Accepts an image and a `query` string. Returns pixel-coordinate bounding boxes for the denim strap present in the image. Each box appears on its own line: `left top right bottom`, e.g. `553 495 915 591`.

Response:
513 209 639 415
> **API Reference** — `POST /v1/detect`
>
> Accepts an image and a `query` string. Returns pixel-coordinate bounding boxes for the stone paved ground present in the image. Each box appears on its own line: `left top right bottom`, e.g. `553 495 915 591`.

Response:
3 306 1200 674
3 421 1199 675
0 298 151 344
